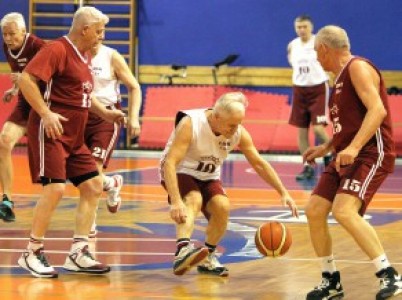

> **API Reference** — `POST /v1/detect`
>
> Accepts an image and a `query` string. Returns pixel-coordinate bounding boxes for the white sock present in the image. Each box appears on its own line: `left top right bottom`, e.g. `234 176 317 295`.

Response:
321 254 337 274
28 235 44 251
71 235 89 252
372 254 391 272
103 175 114 191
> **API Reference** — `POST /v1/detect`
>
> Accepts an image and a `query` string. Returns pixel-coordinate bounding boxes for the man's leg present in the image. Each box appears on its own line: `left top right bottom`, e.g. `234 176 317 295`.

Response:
305 195 344 299
296 127 314 180
173 191 208 275
198 194 230 276
313 124 332 167
332 194 402 300
18 183 65 278
63 175 110 274
0 121 26 222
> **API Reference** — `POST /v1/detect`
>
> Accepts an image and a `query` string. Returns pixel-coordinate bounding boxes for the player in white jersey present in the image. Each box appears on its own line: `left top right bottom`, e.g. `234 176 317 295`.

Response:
159 92 298 276
287 15 330 181
85 42 142 236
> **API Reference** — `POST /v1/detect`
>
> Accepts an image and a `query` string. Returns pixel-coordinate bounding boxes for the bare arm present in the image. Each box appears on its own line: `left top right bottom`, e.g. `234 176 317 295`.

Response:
18 72 67 139
287 42 293 66
238 127 298 217
112 51 142 138
163 117 192 223
335 60 386 171
2 73 20 103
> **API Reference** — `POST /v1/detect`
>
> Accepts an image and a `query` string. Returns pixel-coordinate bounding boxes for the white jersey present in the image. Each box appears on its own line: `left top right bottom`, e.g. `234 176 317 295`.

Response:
91 45 121 106
288 35 328 86
160 108 242 181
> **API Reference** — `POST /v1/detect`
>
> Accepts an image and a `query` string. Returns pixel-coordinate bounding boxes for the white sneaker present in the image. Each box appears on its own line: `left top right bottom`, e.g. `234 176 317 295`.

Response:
173 244 209 276
17 248 58 278
106 175 123 213
197 251 229 277
63 245 110 274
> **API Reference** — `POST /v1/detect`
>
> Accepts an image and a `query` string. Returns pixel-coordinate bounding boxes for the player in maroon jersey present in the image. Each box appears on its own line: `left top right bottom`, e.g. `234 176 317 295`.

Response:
16 7 124 279
302 25 401 300
0 13 45 222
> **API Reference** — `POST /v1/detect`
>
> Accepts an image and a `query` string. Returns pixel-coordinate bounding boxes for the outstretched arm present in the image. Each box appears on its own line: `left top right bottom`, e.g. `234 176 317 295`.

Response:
163 117 192 224
238 127 298 217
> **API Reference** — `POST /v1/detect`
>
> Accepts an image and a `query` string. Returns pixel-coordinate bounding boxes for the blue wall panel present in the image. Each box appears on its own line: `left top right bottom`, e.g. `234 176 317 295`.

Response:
1 1 401 70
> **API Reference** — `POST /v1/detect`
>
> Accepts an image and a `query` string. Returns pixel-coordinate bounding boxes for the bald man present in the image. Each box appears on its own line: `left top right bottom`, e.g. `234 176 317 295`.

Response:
303 25 401 300
159 92 298 277
17 6 124 278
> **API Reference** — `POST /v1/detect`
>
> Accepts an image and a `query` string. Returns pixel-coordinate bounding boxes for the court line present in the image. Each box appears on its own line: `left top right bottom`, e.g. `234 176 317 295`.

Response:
9 192 402 204
0 249 172 255
1 258 401 268
0 237 178 241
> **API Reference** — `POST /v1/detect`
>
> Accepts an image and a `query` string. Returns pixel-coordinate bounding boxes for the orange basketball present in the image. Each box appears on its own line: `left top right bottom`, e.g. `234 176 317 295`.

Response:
255 221 292 257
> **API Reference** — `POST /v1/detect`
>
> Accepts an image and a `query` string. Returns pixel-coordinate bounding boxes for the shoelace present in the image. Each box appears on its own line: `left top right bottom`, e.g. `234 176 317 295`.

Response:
36 252 51 267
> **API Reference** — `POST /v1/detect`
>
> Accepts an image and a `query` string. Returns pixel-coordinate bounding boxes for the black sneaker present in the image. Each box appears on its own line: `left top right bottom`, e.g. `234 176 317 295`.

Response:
296 166 315 181
306 271 344 300
0 195 16 222
376 267 402 300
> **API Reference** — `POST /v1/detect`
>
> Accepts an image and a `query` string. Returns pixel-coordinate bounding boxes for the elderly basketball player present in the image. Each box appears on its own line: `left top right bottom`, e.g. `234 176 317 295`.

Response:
303 25 402 300
159 92 299 276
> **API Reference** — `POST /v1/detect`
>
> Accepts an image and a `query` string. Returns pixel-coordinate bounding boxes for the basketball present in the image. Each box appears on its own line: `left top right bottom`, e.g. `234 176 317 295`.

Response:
255 221 292 257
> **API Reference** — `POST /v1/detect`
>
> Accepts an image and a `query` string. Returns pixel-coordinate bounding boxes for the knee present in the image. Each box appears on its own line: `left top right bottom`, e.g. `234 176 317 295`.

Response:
209 197 230 220
183 192 203 213
305 198 329 221
80 176 103 199
331 207 353 225
0 135 13 152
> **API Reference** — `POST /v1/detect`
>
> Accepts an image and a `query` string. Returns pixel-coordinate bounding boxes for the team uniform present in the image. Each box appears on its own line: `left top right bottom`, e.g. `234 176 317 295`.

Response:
24 36 98 184
85 44 121 168
160 108 241 215
3 33 45 126
288 35 329 127
312 57 395 215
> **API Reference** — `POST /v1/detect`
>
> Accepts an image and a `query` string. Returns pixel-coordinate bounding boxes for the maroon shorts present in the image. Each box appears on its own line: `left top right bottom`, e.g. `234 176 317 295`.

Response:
289 82 329 128
161 173 227 219
7 96 31 127
312 159 390 215
27 103 97 183
85 106 121 169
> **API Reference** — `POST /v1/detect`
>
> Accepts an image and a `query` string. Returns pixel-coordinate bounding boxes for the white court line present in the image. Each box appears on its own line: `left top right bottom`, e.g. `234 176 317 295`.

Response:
0 263 141 268
0 237 179 242
0 249 171 256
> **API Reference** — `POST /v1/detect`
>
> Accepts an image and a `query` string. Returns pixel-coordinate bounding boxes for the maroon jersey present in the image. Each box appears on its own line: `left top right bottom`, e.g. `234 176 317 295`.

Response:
24 36 93 108
329 57 395 172
3 33 45 72
3 33 45 104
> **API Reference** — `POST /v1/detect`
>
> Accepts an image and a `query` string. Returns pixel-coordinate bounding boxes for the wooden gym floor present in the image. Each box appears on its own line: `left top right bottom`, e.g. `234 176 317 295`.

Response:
0 150 402 300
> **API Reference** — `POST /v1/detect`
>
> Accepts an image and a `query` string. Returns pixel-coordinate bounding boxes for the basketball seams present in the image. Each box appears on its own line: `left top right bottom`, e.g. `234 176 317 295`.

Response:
256 225 270 256
255 221 292 258
273 222 287 257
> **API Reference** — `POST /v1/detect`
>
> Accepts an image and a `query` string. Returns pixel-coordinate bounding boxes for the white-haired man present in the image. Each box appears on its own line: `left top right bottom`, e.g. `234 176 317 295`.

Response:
160 92 299 276
86 41 142 236
17 6 124 278
0 12 45 222
304 25 402 300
